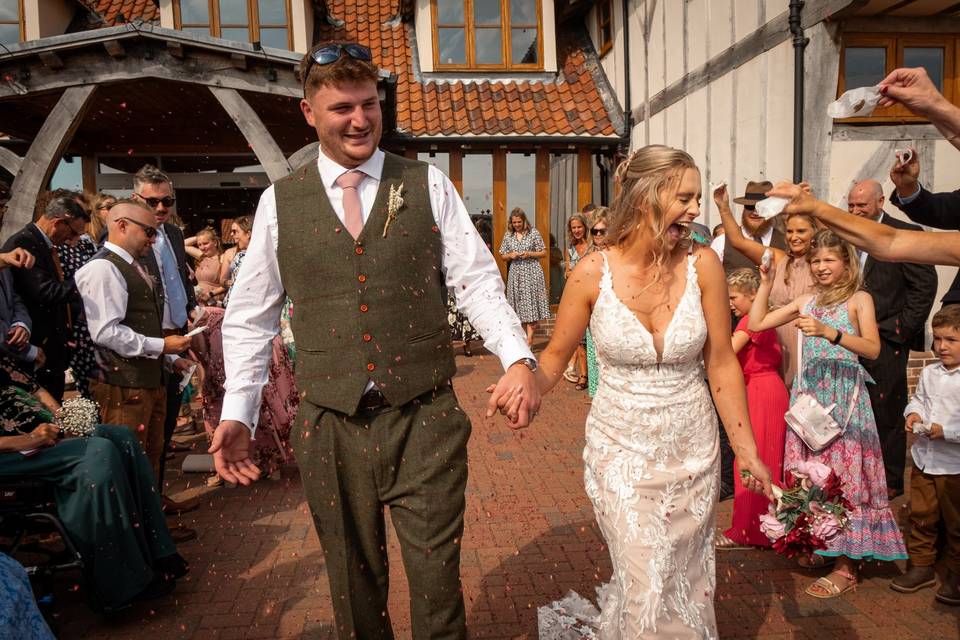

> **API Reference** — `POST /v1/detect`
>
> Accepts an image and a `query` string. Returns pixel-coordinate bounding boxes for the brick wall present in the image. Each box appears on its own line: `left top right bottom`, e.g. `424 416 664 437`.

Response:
908 350 939 395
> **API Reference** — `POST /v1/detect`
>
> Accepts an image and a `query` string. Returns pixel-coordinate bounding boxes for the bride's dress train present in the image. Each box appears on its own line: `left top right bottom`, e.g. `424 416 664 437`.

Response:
539 253 720 639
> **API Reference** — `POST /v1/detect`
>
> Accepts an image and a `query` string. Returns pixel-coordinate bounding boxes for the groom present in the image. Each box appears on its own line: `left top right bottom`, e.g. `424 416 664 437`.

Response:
210 43 539 638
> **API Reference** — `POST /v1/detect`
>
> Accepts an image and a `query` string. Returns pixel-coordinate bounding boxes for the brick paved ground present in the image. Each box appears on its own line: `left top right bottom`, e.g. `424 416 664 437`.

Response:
43 343 960 639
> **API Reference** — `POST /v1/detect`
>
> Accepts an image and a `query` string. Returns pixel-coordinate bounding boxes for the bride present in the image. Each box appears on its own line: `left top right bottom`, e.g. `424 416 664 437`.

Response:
535 145 772 638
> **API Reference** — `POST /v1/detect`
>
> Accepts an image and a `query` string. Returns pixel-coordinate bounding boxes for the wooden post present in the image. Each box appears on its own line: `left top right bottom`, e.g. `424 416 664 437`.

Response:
81 156 97 193
535 148 551 301
577 148 593 211
492 149 507 280
448 150 463 195
2 85 96 241
209 87 292 182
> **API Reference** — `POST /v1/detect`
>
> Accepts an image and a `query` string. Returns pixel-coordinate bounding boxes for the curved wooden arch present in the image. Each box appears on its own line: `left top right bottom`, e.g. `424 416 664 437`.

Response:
0 147 22 176
287 142 319 170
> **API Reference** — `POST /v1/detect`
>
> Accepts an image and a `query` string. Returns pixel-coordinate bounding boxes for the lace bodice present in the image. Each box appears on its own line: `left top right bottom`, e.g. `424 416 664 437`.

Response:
590 251 707 378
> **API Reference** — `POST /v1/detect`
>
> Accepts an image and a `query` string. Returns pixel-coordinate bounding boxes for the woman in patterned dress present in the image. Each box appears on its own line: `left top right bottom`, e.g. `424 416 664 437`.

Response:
56 192 114 398
499 207 550 345
748 229 906 598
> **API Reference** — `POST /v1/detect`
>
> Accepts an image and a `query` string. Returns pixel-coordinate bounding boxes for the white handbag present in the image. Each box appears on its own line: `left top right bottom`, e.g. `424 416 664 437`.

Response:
784 331 860 452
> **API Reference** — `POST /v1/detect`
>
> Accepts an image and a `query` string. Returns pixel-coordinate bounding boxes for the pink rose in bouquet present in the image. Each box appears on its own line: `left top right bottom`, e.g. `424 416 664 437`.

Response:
758 513 786 539
760 463 851 558
809 503 843 541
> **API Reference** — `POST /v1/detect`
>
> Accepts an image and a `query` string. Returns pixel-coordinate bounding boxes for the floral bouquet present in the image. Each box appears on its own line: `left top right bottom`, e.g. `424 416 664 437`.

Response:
756 460 852 558
55 396 100 437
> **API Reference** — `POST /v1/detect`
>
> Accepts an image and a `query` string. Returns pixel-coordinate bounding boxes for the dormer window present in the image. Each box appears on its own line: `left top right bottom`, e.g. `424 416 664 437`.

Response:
432 0 542 70
174 0 291 50
0 0 22 46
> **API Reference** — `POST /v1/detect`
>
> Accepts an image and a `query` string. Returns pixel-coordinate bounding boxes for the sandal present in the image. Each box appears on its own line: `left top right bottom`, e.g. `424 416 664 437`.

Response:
575 376 588 391
715 533 752 551
798 554 835 569
805 569 857 599
563 367 579 383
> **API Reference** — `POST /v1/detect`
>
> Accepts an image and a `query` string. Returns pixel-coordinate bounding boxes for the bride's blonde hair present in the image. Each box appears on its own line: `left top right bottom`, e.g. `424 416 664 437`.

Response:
608 144 697 288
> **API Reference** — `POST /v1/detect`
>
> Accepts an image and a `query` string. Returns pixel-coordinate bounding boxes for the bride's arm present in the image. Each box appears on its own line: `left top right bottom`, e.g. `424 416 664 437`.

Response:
533 253 601 395
695 249 773 498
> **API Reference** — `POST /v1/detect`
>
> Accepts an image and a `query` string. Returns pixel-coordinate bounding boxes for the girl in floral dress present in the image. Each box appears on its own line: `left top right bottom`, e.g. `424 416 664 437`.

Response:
748 229 906 598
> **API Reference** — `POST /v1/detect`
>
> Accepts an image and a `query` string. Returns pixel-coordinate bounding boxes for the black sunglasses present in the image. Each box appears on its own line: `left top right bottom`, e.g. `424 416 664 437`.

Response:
134 193 176 209
591 228 607 236
303 44 373 89
119 217 158 239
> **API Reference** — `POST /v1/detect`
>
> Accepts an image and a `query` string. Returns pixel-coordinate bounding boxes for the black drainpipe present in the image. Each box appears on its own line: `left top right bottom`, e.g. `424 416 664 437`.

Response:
789 0 809 182
595 153 609 205
620 0 633 159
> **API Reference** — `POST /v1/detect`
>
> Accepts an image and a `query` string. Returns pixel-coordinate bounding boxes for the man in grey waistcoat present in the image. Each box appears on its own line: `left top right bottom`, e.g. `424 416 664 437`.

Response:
209 43 540 639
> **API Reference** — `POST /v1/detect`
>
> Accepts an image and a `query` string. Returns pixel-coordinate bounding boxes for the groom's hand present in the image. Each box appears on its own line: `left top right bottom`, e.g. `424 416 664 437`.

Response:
485 361 541 429
209 420 261 485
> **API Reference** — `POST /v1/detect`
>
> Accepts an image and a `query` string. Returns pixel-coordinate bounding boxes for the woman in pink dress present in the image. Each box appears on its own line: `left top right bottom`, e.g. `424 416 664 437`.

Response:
717 268 790 549
191 217 298 478
185 226 227 306
714 186 818 387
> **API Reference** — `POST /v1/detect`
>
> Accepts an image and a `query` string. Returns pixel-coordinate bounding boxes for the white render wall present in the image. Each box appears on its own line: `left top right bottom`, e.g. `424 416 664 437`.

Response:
589 0 796 230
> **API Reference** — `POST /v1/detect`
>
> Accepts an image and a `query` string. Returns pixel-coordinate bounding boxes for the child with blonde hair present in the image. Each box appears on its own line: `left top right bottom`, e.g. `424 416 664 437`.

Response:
749 229 906 598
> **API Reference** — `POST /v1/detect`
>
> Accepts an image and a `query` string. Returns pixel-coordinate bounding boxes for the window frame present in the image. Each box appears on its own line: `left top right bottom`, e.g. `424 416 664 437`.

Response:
173 0 293 50
839 33 955 123
0 0 24 45
596 0 613 58
430 0 544 71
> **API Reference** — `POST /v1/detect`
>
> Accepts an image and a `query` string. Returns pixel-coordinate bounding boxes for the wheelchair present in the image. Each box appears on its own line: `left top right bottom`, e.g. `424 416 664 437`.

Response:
0 478 86 623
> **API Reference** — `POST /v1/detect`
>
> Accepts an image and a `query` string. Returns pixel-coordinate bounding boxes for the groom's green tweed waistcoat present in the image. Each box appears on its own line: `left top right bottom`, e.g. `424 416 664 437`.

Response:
275 151 456 415
91 250 165 389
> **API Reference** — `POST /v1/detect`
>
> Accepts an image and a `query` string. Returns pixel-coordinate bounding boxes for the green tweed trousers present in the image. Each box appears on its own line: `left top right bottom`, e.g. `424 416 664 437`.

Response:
292 385 470 640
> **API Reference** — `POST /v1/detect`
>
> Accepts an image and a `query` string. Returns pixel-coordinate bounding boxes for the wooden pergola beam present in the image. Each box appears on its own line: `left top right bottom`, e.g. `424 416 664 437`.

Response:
1 86 96 242
0 147 22 176
208 87 292 182
38 51 64 70
103 40 126 59
0 45 300 99
287 142 319 170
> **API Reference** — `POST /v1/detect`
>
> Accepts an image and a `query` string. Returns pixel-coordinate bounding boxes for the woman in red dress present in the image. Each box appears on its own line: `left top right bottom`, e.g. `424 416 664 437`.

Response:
718 268 789 549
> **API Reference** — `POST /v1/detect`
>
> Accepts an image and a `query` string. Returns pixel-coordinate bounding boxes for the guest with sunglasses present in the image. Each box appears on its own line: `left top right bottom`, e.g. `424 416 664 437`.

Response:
0 191 88 402
210 41 538 639
74 200 195 479
131 165 201 519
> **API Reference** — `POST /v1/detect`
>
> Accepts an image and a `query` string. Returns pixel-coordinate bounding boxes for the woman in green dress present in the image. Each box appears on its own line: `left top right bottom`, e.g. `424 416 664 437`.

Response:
0 357 187 612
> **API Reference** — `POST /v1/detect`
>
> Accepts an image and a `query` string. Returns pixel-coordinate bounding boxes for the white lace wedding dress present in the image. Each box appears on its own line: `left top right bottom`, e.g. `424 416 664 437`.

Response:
539 253 720 639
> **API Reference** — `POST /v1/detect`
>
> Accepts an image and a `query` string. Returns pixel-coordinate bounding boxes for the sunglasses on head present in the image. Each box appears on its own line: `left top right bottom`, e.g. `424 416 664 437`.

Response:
135 193 176 209
303 43 373 88
591 228 606 236
119 217 158 239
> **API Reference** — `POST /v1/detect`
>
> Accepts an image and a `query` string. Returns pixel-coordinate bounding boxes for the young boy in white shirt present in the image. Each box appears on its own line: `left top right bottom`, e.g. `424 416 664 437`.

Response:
891 305 960 605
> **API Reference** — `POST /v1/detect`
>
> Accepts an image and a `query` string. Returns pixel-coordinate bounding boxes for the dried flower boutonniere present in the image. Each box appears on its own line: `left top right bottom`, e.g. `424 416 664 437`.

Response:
382 182 405 238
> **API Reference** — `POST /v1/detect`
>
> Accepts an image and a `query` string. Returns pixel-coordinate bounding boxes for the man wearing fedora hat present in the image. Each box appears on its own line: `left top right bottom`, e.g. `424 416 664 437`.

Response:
710 180 787 274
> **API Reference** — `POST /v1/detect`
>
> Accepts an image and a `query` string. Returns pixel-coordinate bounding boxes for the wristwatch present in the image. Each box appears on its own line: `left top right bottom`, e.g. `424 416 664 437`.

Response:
515 357 538 372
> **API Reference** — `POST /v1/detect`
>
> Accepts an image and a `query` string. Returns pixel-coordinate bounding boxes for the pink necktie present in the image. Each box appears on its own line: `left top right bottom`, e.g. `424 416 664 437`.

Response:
336 170 366 239
134 260 154 290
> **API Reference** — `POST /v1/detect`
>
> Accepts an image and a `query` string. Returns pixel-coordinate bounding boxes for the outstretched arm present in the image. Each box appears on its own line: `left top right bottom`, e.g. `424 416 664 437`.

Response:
696 249 772 498
879 67 960 151
768 182 960 267
747 263 802 332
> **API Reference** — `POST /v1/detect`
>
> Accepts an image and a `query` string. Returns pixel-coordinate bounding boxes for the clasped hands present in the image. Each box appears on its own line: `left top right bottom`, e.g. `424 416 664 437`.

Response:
485 361 541 430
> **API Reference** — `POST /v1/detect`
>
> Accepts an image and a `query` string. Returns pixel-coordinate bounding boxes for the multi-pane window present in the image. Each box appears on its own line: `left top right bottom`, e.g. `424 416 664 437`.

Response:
839 34 955 121
175 0 291 50
0 0 22 46
432 0 542 70
597 0 613 57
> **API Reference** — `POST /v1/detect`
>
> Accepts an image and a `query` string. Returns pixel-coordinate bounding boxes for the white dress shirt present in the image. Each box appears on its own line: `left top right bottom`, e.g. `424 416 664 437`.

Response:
905 361 960 475
221 147 534 432
74 242 166 361
709 224 774 262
